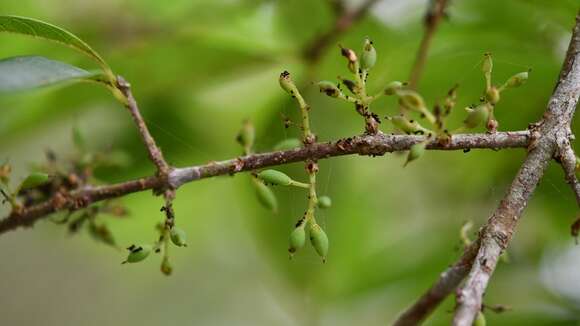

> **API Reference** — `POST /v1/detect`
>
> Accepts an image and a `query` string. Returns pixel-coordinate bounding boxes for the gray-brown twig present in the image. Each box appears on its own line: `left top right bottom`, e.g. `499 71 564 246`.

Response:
408 0 450 89
303 0 381 63
452 10 580 326
0 131 530 235
116 76 170 177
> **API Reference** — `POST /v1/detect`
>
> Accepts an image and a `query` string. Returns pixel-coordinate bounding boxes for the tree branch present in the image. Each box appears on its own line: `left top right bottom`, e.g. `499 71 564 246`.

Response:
453 10 580 325
0 131 530 235
392 240 479 326
303 0 381 63
408 0 450 89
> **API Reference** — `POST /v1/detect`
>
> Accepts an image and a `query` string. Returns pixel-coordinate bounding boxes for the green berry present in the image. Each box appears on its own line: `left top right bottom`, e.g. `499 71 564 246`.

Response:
361 38 376 70
273 138 302 151
397 90 427 113
288 219 306 255
463 103 491 129
317 81 341 98
123 244 152 264
253 179 278 213
19 172 50 190
317 196 332 209
404 142 427 167
309 223 329 262
384 81 404 95
258 169 292 186
504 71 528 89
170 227 187 247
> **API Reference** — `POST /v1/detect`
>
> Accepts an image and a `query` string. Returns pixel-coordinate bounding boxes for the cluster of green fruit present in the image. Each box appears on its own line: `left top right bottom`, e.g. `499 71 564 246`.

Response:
316 40 529 166
123 226 187 275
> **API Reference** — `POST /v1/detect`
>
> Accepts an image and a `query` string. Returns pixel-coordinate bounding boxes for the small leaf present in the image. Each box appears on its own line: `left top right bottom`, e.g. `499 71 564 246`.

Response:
0 15 113 77
0 56 108 93
19 172 50 190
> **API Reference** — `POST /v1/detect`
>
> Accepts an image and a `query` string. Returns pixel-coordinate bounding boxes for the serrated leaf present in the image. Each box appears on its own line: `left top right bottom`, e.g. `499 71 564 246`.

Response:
0 15 113 78
0 56 109 93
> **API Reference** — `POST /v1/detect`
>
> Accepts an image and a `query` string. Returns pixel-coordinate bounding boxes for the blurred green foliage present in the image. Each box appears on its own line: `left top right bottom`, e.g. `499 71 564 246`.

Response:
0 0 579 325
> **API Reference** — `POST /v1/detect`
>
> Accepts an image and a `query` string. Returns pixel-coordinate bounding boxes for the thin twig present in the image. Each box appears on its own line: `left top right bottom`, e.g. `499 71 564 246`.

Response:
556 140 580 206
453 11 580 325
408 0 450 90
303 0 381 64
0 131 530 235
116 76 170 177
392 240 479 326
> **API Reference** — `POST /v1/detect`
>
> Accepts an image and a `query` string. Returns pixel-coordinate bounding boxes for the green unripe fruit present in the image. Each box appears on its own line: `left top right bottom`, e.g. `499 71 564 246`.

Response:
397 90 426 113
236 120 255 148
19 172 50 190
482 52 493 75
309 223 329 262
389 115 429 135
404 142 427 167
258 169 292 186
161 257 173 276
279 70 298 96
123 244 152 264
288 219 306 255
273 138 302 151
463 103 491 129
504 71 528 88
384 81 404 95
317 196 332 209
485 86 500 105
361 38 376 70
170 227 187 247
474 311 486 326
317 81 341 98
253 179 278 213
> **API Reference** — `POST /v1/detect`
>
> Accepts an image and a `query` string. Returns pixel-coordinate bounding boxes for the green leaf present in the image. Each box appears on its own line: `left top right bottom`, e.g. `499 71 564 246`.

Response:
0 15 113 78
19 172 50 190
0 56 108 93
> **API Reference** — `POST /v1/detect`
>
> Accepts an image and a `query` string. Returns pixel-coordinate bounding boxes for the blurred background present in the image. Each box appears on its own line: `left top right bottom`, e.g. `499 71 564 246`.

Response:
0 0 579 325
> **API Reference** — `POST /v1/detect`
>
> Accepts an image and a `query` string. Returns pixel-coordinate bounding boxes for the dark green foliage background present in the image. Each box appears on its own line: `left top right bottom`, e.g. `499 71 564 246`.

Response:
0 0 579 325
